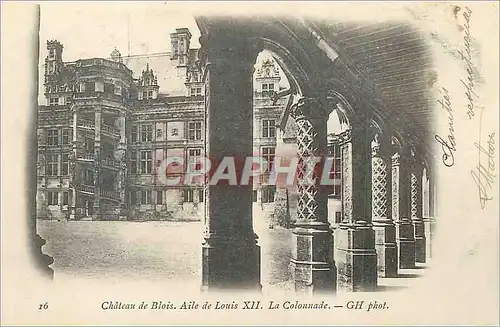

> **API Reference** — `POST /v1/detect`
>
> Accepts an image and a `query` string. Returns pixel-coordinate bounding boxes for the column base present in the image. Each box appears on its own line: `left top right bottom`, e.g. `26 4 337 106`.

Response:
35 234 54 279
396 219 416 269
413 218 426 263
424 217 436 259
202 233 261 291
290 221 336 295
335 221 377 292
373 219 398 278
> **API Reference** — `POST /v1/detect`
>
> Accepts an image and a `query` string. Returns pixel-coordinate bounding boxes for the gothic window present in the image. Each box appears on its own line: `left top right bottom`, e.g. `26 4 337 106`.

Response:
148 90 153 98
142 91 148 100
183 189 194 203
62 129 70 145
140 190 152 205
47 129 59 146
45 154 59 176
47 191 58 205
61 153 69 176
141 124 153 142
262 147 275 172
140 150 152 174
262 119 276 138
191 87 202 97
131 125 138 143
262 83 275 97
188 122 202 141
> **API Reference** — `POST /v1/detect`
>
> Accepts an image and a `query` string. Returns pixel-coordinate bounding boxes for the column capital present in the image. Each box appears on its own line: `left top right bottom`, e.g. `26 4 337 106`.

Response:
290 96 329 121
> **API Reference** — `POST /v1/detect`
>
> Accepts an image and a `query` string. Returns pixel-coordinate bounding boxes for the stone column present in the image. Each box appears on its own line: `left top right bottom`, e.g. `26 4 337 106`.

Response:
411 157 426 263
371 135 397 278
93 107 101 220
289 97 336 294
392 148 416 269
200 35 261 291
335 116 377 292
424 171 436 259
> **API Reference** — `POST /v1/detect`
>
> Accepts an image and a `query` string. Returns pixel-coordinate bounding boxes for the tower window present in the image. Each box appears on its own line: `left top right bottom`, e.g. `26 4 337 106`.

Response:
49 49 55 58
262 119 276 138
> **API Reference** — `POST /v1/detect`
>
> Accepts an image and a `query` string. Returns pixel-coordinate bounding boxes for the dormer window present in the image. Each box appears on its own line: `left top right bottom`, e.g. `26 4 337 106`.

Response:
191 87 202 97
49 97 59 106
262 83 274 97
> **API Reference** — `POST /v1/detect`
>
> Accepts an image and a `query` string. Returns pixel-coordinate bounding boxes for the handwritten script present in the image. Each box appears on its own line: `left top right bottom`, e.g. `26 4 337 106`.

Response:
435 87 456 167
457 6 478 119
457 6 496 209
471 133 496 209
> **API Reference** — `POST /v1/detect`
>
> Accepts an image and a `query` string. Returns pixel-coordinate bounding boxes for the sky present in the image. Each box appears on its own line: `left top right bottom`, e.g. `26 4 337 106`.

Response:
37 3 289 104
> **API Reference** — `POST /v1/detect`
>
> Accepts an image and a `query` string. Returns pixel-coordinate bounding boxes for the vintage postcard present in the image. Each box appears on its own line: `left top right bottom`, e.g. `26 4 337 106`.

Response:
1 1 498 325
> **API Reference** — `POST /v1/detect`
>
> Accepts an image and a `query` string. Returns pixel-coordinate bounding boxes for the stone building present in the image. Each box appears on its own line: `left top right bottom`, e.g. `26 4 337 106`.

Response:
36 28 288 222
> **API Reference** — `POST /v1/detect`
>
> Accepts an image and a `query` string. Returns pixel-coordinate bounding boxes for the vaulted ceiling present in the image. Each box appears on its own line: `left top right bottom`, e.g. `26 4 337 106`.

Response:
312 19 435 148
196 15 436 157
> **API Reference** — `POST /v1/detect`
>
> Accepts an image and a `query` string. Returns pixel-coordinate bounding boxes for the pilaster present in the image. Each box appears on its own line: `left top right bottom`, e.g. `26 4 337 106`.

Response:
392 146 416 269
371 134 397 278
410 156 426 263
335 115 377 292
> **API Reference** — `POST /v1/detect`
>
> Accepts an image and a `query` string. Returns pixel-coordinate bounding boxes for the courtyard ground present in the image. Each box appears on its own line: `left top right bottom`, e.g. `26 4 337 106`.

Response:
37 219 425 293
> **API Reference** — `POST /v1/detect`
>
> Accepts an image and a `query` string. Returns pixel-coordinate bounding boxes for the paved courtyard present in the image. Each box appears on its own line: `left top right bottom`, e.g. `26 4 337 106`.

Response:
37 219 292 291
38 219 425 293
